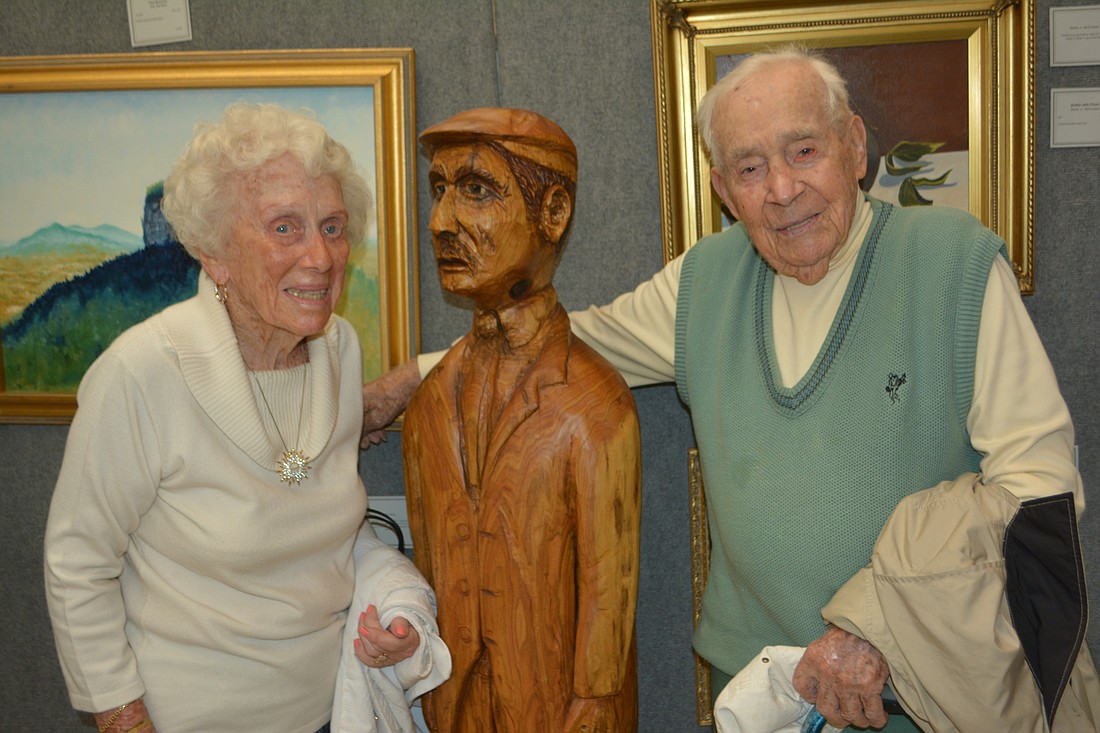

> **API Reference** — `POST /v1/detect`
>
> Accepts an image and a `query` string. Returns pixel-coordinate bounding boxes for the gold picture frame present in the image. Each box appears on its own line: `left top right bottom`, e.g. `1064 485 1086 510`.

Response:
650 0 1036 293
688 447 714 726
0 49 418 424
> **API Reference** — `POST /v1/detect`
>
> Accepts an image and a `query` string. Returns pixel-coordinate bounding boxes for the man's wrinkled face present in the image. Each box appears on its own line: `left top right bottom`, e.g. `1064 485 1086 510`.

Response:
428 143 555 310
709 61 867 285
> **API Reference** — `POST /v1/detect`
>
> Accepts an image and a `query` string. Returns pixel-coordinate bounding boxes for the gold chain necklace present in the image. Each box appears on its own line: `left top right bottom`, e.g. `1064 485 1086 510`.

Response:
252 367 311 484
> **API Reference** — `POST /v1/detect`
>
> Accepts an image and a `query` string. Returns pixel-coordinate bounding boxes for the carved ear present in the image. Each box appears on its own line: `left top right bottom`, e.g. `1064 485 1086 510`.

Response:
539 184 572 246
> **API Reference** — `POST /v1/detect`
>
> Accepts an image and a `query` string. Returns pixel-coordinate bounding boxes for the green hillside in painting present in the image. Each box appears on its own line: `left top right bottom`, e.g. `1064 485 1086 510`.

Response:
342 260 383 380
0 223 142 324
2 240 199 392
2 232 384 392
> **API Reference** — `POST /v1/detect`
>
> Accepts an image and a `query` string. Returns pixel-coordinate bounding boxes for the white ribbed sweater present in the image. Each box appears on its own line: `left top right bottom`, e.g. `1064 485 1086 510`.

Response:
45 272 368 733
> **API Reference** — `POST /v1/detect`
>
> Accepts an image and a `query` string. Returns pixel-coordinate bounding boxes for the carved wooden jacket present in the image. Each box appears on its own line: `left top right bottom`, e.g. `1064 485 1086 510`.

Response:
403 302 641 731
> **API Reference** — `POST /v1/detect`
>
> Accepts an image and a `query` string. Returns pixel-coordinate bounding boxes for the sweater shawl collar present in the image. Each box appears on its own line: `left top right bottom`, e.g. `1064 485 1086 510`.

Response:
162 270 341 474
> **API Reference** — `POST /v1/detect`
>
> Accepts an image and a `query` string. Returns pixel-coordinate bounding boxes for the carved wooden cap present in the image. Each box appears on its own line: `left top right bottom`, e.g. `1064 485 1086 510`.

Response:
419 107 577 183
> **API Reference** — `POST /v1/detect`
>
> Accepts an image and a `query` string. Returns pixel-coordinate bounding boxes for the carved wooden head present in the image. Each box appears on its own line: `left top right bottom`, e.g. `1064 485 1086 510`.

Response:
421 108 578 309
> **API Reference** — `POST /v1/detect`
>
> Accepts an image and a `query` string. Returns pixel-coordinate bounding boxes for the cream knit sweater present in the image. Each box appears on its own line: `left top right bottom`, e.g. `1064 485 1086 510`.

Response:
46 273 370 732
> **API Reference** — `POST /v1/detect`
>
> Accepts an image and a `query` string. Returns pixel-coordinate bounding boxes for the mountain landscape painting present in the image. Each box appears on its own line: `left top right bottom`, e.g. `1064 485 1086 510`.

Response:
0 200 198 392
1 83 384 400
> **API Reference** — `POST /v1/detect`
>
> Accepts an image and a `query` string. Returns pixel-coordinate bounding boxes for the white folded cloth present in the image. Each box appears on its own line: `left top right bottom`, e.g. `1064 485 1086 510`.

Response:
331 522 452 733
714 645 844 733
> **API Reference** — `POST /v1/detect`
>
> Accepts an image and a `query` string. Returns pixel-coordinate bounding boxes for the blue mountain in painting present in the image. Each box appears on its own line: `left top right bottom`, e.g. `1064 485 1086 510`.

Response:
3 222 143 257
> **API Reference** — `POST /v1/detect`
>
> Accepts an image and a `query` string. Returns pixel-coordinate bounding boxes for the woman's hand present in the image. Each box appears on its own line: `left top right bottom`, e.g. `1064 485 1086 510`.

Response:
94 698 157 733
353 604 421 668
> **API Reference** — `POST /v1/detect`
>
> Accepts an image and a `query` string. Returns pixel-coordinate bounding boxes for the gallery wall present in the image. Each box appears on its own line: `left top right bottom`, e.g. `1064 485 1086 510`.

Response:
1 1 1097 730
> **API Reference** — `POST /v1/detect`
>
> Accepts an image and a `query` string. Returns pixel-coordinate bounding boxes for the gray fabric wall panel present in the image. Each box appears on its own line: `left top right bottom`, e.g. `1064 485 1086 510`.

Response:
489 0 666 314
1033 3 1100 687
0 425 76 727
3 1 1098 731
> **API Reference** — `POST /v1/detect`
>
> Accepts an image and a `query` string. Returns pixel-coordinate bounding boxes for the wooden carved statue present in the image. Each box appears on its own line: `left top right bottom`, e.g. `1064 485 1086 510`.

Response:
402 108 641 733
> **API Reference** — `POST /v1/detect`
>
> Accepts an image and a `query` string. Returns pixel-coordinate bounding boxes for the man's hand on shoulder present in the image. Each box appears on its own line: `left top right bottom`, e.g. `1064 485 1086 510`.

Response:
361 359 422 448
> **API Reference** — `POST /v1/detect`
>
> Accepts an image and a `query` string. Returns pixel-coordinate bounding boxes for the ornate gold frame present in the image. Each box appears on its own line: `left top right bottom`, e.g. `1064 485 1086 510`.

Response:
0 49 418 424
650 0 1036 293
688 447 714 726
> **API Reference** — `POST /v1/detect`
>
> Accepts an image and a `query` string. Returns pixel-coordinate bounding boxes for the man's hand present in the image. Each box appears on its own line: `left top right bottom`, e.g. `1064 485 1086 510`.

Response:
361 359 422 448
793 625 890 730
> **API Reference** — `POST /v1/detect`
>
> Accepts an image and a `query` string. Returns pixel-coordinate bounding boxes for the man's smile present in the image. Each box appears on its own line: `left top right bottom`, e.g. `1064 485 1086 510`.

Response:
775 211 820 236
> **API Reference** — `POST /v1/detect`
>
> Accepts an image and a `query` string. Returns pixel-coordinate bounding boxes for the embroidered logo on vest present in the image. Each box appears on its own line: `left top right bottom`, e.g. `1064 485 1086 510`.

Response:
886 373 907 404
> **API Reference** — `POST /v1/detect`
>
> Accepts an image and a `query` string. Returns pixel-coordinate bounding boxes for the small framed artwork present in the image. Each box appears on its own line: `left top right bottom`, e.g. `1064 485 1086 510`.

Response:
0 49 418 423
651 0 1036 293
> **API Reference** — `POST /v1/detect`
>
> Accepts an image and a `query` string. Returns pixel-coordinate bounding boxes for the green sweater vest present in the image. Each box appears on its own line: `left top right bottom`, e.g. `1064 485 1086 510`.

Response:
675 199 1003 677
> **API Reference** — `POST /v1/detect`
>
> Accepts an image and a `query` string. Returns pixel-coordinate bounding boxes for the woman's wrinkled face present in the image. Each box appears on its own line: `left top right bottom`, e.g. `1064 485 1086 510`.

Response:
205 153 350 350
709 61 867 285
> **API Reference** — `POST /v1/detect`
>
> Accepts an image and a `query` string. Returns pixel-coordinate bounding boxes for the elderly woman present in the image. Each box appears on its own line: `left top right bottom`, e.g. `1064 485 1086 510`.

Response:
44 103 448 733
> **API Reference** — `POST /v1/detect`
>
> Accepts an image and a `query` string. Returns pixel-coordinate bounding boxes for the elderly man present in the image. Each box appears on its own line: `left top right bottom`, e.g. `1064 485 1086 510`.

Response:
401 108 641 733
366 51 1097 731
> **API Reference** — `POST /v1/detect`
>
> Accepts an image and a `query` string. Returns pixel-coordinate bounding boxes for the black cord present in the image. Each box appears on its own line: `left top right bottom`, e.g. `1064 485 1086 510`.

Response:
367 508 406 555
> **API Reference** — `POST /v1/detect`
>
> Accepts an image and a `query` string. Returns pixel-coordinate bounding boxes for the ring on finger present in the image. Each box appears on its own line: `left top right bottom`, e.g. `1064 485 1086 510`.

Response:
374 652 389 665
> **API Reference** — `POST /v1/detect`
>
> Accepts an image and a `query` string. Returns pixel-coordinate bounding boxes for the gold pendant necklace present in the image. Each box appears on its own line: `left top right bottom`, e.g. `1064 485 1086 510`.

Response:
253 367 311 484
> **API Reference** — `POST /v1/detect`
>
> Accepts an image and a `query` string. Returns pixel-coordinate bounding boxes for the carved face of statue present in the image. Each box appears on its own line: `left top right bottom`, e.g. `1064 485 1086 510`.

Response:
427 143 560 311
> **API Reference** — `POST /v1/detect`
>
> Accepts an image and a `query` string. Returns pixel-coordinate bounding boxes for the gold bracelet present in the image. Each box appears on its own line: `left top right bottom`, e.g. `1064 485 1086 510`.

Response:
123 719 152 733
97 703 129 733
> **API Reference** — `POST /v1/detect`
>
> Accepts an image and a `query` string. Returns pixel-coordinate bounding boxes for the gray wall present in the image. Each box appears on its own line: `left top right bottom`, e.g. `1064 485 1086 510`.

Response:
1 1 1096 730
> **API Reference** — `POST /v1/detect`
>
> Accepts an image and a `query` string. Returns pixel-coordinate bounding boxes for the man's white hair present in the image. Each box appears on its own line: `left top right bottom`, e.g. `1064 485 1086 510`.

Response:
696 45 854 172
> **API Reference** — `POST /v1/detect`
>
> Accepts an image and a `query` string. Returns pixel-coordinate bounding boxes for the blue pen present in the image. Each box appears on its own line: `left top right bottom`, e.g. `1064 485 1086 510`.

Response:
800 708 830 733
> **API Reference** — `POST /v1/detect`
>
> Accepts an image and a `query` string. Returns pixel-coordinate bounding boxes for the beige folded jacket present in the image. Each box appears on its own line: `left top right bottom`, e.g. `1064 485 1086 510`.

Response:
823 472 1099 732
